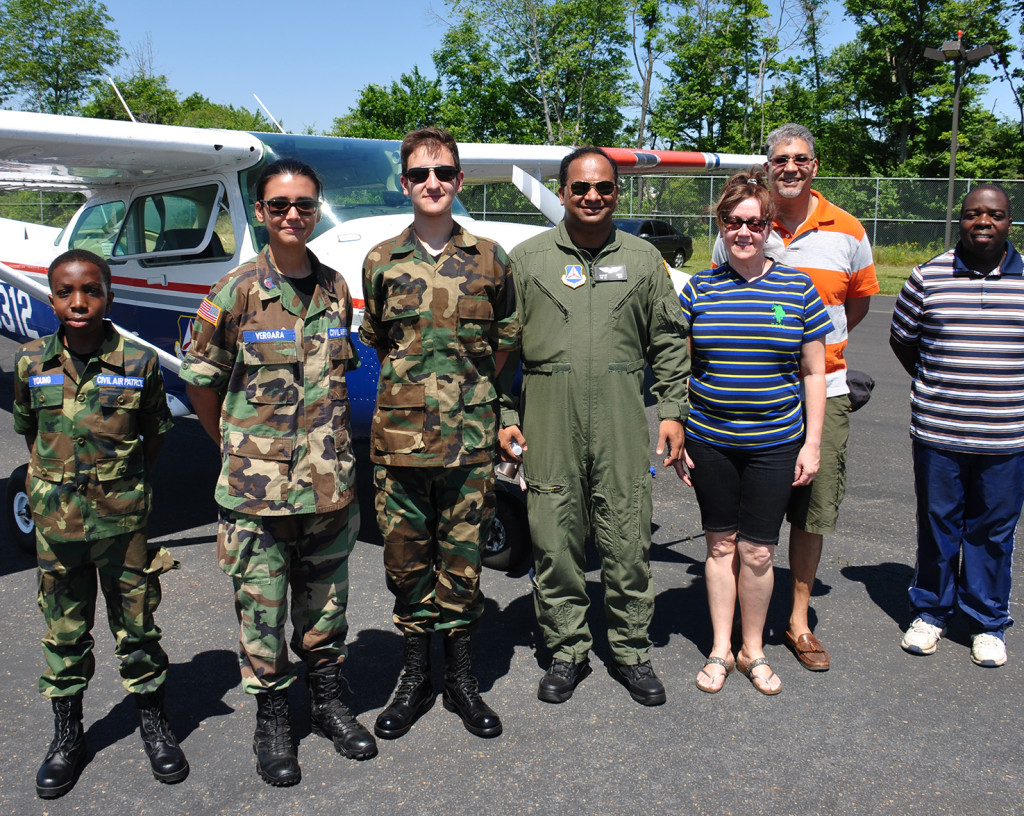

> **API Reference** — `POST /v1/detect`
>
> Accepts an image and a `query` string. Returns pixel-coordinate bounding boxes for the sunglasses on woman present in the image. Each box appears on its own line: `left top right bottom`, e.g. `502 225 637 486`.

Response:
404 165 460 184
722 216 769 233
259 198 320 216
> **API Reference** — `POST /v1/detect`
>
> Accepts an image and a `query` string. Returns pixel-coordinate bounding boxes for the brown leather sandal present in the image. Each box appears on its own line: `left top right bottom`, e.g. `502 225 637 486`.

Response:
737 655 781 696
695 656 735 694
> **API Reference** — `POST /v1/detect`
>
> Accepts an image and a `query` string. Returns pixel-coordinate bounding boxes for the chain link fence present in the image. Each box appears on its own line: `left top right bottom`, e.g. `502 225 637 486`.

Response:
0 193 82 227
5 179 1021 258
460 176 1024 256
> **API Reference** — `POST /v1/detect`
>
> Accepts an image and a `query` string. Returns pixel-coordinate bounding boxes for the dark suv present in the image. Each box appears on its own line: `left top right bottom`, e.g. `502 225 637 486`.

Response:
614 218 692 267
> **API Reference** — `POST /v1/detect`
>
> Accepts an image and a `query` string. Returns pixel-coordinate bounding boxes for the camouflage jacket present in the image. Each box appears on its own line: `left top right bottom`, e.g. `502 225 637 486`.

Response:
12 323 173 543
360 223 517 467
180 247 360 515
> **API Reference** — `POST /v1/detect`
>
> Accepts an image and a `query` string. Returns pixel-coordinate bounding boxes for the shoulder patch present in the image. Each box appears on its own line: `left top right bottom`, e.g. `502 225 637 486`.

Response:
197 298 221 326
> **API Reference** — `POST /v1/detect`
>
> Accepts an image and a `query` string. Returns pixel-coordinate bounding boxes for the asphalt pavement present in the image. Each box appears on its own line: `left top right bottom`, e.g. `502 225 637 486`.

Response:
0 300 1020 816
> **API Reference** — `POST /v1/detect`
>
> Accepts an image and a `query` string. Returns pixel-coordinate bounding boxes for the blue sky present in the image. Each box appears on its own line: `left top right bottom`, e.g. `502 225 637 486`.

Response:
102 0 1016 135
104 0 447 132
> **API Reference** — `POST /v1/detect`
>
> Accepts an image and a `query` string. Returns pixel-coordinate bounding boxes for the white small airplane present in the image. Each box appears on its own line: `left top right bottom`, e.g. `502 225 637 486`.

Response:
0 110 763 566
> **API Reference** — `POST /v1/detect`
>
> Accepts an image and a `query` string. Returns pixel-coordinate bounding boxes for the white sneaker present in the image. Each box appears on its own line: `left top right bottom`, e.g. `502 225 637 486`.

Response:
901 618 946 655
971 633 1007 667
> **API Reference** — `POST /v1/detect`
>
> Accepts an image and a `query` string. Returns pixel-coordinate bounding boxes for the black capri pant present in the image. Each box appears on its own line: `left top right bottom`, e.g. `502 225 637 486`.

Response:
686 437 802 547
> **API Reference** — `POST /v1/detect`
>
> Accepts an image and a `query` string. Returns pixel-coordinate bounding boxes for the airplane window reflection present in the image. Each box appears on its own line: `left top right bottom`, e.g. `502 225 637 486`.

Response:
69 200 126 257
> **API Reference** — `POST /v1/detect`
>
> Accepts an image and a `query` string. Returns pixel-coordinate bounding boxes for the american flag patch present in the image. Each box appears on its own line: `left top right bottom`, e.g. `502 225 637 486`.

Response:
197 298 221 326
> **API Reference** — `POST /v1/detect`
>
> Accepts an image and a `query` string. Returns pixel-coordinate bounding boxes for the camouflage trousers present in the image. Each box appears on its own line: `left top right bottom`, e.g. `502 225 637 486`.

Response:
374 462 494 635
36 529 177 698
217 504 358 694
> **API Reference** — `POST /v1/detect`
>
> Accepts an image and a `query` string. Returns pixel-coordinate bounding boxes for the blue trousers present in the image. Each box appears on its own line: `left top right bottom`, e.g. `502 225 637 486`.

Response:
910 440 1023 634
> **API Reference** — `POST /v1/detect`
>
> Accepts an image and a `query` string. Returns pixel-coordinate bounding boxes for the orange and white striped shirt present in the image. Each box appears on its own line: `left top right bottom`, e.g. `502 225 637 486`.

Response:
714 190 879 396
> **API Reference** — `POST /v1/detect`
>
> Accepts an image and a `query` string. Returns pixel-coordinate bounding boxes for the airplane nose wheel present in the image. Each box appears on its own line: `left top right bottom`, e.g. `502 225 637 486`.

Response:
6 464 35 554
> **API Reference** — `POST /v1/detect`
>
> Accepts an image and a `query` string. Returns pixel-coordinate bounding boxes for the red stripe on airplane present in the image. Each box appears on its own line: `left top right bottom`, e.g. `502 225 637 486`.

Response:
3 261 46 274
601 148 712 169
110 274 212 294
5 263 210 295
8 260 368 309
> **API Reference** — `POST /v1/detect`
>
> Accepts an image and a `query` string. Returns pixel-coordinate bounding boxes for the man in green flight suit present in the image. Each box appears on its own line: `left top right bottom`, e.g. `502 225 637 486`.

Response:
498 147 691 706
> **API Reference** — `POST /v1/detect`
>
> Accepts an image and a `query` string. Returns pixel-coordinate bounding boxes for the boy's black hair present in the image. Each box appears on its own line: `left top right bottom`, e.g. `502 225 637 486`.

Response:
47 249 112 291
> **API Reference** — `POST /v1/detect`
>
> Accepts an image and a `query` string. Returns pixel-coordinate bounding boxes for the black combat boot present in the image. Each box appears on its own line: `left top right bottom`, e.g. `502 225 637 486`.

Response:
442 633 502 738
35 693 85 799
307 664 377 760
253 689 300 787
134 687 189 783
374 633 434 739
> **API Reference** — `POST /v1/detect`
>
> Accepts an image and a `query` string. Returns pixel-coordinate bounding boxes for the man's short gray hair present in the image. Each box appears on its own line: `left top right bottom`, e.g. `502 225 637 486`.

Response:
765 124 815 159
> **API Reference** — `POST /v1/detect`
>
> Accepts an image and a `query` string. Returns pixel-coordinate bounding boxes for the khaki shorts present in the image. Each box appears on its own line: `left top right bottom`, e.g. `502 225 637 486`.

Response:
787 394 851 534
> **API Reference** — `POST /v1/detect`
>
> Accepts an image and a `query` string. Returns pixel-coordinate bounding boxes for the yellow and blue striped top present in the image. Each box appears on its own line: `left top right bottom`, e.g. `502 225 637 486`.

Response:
679 262 832 449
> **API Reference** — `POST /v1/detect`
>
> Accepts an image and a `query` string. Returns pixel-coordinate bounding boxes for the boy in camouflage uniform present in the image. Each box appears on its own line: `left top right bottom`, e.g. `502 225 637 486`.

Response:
13 249 187 799
361 128 515 740
181 158 375 787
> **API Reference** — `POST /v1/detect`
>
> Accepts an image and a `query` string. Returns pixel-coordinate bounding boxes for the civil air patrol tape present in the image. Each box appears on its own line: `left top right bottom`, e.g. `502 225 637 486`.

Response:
95 374 144 389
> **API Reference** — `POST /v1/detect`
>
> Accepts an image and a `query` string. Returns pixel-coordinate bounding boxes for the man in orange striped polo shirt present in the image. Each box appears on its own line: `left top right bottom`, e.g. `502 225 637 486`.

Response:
766 124 879 671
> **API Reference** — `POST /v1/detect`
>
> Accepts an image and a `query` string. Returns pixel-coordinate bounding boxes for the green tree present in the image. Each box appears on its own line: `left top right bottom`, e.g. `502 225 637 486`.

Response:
330 67 443 140
0 0 122 114
841 0 1012 169
442 0 631 145
761 41 880 174
176 93 271 131
997 0 1024 139
651 0 773 153
81 73 180 124
628 0 670 149
433 15 539 142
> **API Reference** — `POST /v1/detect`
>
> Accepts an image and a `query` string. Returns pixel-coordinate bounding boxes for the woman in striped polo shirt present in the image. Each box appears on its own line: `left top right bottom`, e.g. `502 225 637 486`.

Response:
677 171 832 696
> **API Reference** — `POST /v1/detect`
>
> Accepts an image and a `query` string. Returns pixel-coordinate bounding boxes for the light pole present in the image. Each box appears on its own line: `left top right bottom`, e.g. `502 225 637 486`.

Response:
924 32 993 251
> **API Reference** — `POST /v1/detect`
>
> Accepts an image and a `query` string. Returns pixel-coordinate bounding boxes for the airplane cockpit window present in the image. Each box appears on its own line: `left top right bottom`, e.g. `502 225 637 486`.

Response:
68 201 126 257
111 183 233 265
241 132 471 251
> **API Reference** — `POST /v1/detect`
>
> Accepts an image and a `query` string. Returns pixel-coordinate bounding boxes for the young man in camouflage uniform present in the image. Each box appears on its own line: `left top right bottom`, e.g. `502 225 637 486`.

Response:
14 249 187 799
360 128 515 740
181 159 375 786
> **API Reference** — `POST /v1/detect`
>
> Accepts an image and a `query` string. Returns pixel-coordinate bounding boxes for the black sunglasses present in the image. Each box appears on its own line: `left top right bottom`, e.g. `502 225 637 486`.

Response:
404 165 459 184
722 216 769 233
259 197 320 216
568 180 617 196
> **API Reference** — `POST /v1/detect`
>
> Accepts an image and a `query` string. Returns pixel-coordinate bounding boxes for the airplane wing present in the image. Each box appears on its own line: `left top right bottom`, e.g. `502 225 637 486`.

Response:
0 110 264 192
458 143 765 184
459 142 765 223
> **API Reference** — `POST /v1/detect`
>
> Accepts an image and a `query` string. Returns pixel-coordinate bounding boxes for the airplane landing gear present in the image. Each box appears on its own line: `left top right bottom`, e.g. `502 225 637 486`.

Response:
6 463 35 554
